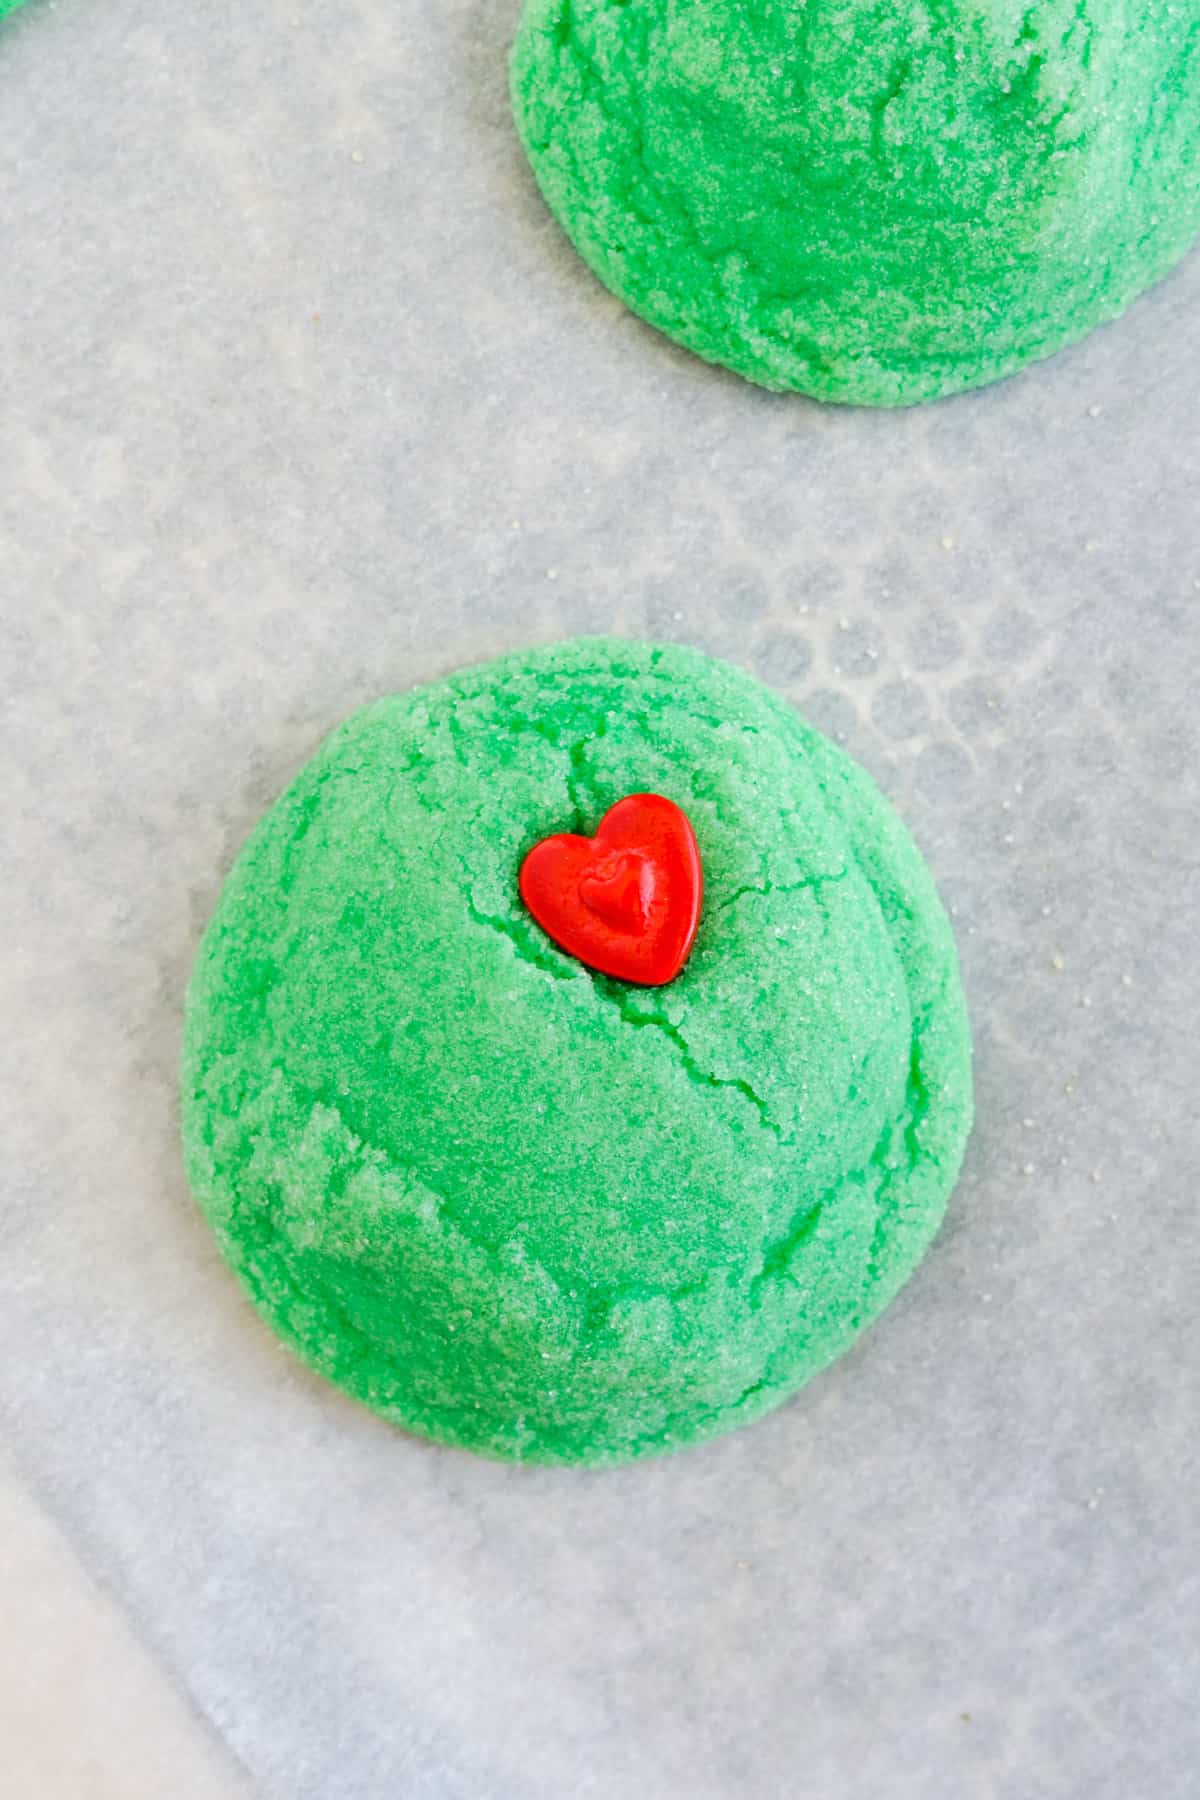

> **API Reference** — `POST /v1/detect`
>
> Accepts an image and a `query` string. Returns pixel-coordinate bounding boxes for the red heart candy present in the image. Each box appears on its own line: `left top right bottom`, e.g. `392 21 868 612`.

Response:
519 793 703 986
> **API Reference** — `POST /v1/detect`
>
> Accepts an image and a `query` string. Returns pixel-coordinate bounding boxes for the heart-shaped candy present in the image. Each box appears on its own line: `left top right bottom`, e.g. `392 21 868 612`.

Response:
519 793 703 985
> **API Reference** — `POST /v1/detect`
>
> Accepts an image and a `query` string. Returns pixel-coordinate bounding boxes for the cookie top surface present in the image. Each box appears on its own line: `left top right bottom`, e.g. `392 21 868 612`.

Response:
182 639 972 1464
510 0 1200 405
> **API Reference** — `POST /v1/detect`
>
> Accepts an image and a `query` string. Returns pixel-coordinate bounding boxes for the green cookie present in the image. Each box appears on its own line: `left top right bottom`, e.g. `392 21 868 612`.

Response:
182 640 972 1465
511 0 1200 405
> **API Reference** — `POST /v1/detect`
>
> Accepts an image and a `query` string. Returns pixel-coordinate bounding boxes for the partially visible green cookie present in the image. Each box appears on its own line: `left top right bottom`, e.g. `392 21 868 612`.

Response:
182 640 972 1465
511 0 1200 405
1 1 28 17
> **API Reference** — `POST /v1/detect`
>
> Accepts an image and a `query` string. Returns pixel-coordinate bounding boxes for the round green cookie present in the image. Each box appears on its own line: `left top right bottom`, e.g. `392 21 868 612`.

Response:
182 640 972 1465
510 0 1200 406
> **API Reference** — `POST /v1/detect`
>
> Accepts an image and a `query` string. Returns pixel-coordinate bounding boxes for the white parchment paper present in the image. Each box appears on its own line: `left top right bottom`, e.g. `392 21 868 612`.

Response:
1 0 1198 1794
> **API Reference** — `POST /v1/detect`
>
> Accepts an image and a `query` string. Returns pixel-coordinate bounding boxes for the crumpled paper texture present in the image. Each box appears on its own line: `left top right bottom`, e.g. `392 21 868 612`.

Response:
1 0 1197 1796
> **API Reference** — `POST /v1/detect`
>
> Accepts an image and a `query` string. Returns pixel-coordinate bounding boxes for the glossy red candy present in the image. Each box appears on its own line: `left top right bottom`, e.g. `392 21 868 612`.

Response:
519 793 703 986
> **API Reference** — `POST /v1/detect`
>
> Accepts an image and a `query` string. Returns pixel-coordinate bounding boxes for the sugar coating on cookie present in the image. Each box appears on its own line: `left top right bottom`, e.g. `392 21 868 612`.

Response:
510 0 1200 405
182 640 972 1465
